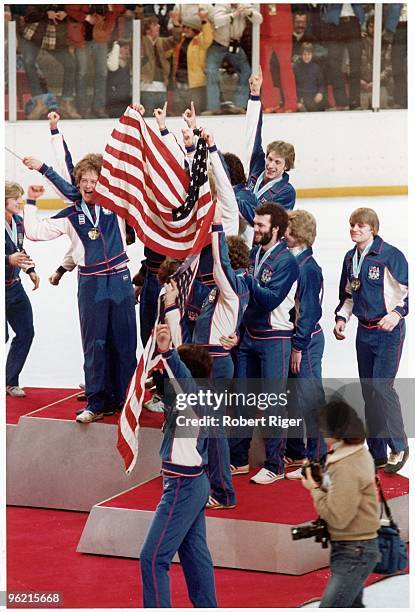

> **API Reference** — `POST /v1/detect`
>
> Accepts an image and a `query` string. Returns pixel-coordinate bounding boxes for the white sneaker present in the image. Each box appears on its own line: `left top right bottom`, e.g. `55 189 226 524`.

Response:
76 409 104 424
6 385 26 398
230 464 250 476
250 468 284 484
285 467 304 481
144 395 165 413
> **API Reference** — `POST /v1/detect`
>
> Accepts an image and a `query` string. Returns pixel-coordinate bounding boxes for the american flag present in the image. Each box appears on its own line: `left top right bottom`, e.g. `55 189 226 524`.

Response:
117 255 200 473
93 107 214 258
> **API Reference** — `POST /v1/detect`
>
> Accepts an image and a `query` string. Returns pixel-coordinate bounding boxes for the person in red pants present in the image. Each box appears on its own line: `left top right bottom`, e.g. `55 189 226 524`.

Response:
260 3 297 113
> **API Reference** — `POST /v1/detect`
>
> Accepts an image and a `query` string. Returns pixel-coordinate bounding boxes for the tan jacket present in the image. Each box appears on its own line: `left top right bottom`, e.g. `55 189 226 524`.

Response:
141 28 181 85
311 443 380 541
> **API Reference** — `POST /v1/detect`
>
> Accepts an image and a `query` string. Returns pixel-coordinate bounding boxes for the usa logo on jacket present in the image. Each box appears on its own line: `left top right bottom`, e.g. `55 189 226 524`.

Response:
368 265 380 280
261 268 273 284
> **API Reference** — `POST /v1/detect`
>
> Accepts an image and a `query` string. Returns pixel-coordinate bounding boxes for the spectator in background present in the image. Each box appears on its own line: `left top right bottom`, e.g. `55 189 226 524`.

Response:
143 3 175 37
294 43 325 112
66 4 125 119
204 4 262 115
106 38 131 117
140 13 181 115
384 3 407 109
292 11 315 62
172 8 212 114
21 5 81 120
360 14 391 110
260 3 297 113
321 3 365 110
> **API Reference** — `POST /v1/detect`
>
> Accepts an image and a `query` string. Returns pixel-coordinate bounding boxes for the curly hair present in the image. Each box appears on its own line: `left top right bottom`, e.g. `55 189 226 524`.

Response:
5 181 24 200
157 258 183 284
227 236 250 270
320 400 366 445
223 153 246 185
177 344 212 379
255 202 288 240
266 141 295 171
288 209 316 247
74 154 103 186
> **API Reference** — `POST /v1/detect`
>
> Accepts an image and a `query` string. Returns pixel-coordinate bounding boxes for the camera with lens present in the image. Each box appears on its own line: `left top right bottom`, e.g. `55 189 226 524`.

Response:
301 460 323 485
291 518 330 548
228 39 240 54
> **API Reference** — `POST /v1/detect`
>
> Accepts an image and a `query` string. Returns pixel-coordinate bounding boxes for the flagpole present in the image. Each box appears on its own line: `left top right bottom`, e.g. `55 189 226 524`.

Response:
5 146 23 161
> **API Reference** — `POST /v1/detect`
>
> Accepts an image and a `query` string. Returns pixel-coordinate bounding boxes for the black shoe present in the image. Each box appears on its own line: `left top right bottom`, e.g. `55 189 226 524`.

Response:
374 456 388 469
384 447 409 474
77 393 87 402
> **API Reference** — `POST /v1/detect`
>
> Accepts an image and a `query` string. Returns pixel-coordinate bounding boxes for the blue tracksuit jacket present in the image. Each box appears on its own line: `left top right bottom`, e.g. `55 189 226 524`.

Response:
5 215 35 287
292 247 324 352
159 348 210 477
244 241 299 337
335 235 408 323
244 95 296 213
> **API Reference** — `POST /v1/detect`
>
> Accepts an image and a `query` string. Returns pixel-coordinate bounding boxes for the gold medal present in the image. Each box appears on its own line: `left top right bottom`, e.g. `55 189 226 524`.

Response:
350 277 361 291
88 228 100 240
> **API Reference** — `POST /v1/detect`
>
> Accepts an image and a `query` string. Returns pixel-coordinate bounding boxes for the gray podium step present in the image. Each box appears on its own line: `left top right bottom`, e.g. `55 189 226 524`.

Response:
77 474 409 575
7 414 163 512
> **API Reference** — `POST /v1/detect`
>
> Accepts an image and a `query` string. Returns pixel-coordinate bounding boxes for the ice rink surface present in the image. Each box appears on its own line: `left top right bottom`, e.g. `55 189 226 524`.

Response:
13 195 409 387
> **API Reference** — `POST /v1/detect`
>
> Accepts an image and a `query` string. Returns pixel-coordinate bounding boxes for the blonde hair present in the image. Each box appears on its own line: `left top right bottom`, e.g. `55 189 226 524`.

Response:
266 141 295 171
288 209 316 247
5 181 24 200
349 208 379 235
74 154 103 186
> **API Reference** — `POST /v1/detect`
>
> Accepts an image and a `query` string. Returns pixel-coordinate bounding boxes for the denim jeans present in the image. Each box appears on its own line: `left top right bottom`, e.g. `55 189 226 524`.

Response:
320 539 381 608
206 41 251 110
22 38 76 99
6 282 34 387
75 41 108 112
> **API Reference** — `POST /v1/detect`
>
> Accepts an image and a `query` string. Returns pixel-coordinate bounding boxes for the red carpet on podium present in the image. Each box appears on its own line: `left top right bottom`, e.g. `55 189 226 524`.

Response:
101 470 408 524
6 387 164 428
7 505 399 609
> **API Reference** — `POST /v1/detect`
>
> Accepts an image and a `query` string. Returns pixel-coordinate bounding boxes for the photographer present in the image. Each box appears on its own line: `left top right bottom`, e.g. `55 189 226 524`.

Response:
302 401 380 607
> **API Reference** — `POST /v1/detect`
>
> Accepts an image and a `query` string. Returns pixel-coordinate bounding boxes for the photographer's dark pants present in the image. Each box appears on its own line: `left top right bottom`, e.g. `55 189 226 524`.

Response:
320 538 380 607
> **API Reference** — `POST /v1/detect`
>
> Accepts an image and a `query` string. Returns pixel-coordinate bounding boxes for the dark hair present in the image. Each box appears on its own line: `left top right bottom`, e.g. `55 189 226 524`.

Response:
227 236 250 270
157 258 183 284
320 401 366 444
177 344 212 379
143 16 159 34
223 152 246 185
255 202 288 240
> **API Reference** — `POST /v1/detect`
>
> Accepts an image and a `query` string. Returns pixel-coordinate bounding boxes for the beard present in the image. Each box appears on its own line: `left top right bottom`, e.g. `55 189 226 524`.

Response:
254 229 274 246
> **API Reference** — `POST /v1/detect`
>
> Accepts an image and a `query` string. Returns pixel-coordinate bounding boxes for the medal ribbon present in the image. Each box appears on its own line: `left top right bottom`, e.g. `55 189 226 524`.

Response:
253 172 283 200
254 242 280 277
352 241 373 280
5 218 18 247
81 201 101 229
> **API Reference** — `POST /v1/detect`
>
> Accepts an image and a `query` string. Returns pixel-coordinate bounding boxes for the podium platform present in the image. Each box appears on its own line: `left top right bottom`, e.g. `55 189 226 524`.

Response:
6 388 163 511
77 470 409 575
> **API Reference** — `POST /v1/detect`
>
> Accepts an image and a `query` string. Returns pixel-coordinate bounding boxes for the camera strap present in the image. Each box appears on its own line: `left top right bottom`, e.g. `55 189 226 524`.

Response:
375 475 398 530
